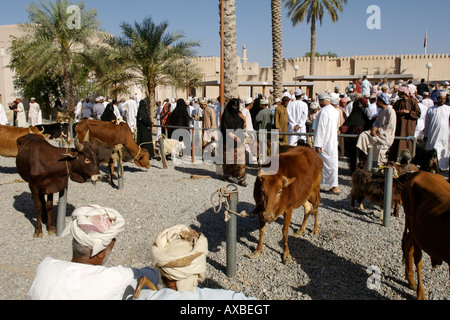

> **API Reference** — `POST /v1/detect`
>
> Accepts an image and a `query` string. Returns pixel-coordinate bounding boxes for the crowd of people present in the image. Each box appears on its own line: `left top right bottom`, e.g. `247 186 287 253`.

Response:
1 77 448 193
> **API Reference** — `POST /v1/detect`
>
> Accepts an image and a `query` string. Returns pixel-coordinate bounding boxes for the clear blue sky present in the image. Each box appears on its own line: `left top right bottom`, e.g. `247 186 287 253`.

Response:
1 0 449 67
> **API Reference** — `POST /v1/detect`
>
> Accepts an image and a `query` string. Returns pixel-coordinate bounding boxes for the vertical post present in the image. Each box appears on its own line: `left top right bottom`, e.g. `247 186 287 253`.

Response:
226 190 237 278
159 136 168 169
56 188 68 237
69 118 74 142
383 166 394 228
366 146 373 171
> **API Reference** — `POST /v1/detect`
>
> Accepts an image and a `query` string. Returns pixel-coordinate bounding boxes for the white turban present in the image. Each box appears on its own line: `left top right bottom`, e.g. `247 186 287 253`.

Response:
151 225 208 293
318 92 331 101
62 205 125 257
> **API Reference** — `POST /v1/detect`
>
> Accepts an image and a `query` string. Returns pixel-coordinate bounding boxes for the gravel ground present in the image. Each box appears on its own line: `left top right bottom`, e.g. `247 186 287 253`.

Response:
0 148 448 301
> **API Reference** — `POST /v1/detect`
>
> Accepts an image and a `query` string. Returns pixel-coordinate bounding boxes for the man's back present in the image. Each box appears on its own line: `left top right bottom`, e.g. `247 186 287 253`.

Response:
28 257 137 300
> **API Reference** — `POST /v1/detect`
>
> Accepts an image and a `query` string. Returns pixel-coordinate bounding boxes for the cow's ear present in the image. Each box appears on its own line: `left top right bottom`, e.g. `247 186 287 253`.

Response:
59 152 77 161
282 176 296 188
257 172 264 182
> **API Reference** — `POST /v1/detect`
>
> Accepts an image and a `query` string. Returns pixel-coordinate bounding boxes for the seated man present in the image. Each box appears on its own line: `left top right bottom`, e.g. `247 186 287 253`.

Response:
134 225 256 300
28 205 160 300
356 93 397 169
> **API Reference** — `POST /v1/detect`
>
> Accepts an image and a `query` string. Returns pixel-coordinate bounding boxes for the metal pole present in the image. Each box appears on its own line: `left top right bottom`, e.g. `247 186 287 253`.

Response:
56 188 68 237
383 167 394 228
226 190 238 278
366 146 373 171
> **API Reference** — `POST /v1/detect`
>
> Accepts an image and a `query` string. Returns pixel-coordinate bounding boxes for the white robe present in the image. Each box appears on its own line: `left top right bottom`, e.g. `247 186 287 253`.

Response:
16 102 28 127
0 103 8 125
414 103 428 139
287 99 308 146
27 257 159 301
314 105 340 188
424 104 450 170
357 105 397 166
123 99 138 133
422 98 434 110
29 102 41 126
75 101 83 120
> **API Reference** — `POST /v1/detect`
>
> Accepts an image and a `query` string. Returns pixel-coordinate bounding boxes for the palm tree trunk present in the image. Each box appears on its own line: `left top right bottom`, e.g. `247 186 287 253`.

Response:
271 0 283 99
63 60 76 118
222 0 239 102
310 17 316 76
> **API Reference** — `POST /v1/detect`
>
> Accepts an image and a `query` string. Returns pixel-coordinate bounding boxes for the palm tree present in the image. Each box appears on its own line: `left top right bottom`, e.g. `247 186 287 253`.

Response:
271 0 284 99
9 0 99 117
118 16 199 118
284 0 347 75
81 34 135 100
220 0 239 102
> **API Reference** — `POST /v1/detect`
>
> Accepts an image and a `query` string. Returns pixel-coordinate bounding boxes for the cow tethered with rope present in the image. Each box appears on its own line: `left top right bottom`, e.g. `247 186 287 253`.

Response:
15 133 101 238
247 146 323 265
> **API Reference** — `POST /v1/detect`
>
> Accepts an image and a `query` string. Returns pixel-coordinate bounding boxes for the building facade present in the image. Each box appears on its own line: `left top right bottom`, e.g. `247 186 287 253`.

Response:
1 23 449 122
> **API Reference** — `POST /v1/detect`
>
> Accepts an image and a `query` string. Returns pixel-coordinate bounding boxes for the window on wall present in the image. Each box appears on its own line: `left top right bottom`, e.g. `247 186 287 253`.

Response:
373 67 380 75
0 48 5 56
362 68 369 76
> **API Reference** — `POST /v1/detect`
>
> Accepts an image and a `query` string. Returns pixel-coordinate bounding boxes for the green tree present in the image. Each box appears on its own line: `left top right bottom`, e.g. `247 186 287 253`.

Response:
118 15 199 117
9 0 99 117
80 34 136 100
284 0 347 75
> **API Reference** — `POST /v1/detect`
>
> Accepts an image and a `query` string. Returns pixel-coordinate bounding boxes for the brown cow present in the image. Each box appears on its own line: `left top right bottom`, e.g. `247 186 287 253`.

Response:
247 146 323 264
16 133 102 238
74 120 151 175
401 171 450 300
0 125 49 157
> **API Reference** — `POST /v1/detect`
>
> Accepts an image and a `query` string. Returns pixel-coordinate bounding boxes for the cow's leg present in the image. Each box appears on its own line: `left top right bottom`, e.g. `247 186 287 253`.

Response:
413 245 426 300
30 184 44 238
403 231 417 291
246 214 266 260
282 209 294 264
294 202 312 238
45 194 56 236
351 195 356 211
108 158 116 186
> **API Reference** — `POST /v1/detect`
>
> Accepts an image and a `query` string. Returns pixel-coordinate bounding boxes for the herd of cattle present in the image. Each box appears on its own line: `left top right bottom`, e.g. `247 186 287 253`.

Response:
0 119 448 300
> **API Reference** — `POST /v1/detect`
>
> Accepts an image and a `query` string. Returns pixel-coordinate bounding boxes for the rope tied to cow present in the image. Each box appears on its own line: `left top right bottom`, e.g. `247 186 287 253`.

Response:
210 185 248 222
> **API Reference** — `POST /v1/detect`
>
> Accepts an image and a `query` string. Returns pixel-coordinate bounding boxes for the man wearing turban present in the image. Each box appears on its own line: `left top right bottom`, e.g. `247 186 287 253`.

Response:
388 86 421 161
134 225 256 300
28 205 160 300
356 93 397 168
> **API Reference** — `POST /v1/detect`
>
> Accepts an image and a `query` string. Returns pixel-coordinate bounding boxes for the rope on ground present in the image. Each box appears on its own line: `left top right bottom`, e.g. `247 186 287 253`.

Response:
210 184 248 222
0 179 26 187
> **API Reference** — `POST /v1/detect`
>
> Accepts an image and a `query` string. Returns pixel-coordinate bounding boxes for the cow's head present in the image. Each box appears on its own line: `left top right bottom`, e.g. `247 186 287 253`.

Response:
257 172 296 224
134 148 151 169
67 131 102 184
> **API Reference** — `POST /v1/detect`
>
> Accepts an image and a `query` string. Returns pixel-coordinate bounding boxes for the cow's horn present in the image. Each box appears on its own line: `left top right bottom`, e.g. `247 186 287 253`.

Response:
74 137 85 152
83 130 90 143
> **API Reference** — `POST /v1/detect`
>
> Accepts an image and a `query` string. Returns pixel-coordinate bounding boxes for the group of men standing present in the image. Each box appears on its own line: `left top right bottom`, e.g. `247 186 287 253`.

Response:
75 95 139 133
0 95 42 127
